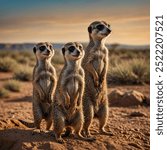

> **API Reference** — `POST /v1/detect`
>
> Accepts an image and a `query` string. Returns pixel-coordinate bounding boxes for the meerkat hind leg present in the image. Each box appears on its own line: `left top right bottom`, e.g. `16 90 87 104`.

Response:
72 111 96 142
97 104 113 136
32 103 43 135
54 110 65 143
83 103 95 138
40 118 53 136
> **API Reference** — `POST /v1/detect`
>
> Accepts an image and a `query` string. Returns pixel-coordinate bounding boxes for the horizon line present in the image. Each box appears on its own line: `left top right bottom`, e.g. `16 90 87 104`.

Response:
0 42 150 46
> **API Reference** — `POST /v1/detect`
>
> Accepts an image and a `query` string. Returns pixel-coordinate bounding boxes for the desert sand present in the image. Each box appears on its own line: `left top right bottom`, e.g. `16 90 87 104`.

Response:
0 72 150 150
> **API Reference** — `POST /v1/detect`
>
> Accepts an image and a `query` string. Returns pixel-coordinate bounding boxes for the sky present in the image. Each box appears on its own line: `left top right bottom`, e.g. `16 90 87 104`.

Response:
0 0 150 45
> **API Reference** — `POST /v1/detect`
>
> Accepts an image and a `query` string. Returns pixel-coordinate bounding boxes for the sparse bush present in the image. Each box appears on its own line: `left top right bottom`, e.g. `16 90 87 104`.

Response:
0 50 18 58
52 53 64 65
109 55 121 67
3 80 21 92
108 49 150 60
108 63 138 84
20 51 33 58
0 57 18 72
0 50 36 67
0 88 9 98
14 66 33 81
143 63 150 84
16 56 30 65
131 59 149 83
108 59 150 85
14 51 36 66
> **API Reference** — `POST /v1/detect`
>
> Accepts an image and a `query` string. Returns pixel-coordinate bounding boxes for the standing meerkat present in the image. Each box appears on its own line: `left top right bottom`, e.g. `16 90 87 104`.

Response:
82 21 112 138
53 42 94 143
32 42 57 133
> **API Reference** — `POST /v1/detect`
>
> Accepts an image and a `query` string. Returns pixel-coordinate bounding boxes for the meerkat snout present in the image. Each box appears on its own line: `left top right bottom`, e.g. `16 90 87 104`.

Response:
88 21 111 39
62 42 84 60
33 42 54 60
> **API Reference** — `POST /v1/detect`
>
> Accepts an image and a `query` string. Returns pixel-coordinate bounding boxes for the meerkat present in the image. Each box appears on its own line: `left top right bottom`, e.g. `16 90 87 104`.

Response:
82 21 112 138
53 42 94 143
32 42 57 133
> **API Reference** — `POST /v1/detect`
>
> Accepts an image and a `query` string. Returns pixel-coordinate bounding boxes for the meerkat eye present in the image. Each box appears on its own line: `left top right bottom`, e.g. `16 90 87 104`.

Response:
68 46 75 52
108 24 110 28
39 46 46 51
96 24 104 31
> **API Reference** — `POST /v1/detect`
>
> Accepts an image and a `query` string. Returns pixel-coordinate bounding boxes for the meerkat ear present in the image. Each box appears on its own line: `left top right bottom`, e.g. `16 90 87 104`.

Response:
49 44 54 51
88 26 92 33
33 47 36 53
62 47 65 55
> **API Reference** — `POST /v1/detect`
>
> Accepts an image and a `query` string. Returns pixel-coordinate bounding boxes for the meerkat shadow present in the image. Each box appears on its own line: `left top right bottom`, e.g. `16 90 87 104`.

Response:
5 96 32 103
0 128 55 142
0 128 56 147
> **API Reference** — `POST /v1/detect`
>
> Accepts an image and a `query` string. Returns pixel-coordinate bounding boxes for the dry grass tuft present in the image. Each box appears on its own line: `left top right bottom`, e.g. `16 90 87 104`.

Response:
0 57 18 72
14 65 33 81
0 88 9 98
3 80 21 92
108 59 149 85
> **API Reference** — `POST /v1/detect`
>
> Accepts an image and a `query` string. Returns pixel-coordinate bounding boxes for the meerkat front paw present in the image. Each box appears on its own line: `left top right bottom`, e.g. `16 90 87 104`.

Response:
57 137 65 144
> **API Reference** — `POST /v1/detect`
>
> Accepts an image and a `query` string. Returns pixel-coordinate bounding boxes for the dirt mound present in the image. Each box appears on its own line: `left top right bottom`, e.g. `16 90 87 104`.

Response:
108 90 149 107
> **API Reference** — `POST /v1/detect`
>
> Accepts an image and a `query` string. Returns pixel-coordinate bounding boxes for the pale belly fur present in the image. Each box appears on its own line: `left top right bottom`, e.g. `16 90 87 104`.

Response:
39 77 51 93
93 58 104 76
67 78 79 98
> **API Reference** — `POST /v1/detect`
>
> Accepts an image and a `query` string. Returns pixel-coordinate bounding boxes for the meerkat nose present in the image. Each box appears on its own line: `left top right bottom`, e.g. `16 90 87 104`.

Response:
47 49 50 53
107 28 111 33
77 51 80 56
44 112 49 117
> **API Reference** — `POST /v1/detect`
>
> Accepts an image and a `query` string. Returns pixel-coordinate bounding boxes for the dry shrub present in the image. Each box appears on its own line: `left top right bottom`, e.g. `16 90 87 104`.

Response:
108 59 149 85
3 80 21 92
0 57 18 72
0 88 9 98
52 53 64 65
14 65 33 81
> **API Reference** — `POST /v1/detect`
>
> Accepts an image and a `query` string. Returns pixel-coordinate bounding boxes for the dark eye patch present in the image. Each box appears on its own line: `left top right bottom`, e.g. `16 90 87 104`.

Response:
68 46 75 52
96 24 105 31
39 45 46 51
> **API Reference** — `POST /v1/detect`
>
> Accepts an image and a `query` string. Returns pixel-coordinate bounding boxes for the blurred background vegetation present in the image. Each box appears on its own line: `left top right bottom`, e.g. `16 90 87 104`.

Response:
0 44 150 88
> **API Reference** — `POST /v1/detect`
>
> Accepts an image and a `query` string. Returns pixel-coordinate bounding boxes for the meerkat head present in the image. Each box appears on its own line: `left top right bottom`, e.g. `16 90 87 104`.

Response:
88 21 111 40
62 42 85 61
33 42 54 60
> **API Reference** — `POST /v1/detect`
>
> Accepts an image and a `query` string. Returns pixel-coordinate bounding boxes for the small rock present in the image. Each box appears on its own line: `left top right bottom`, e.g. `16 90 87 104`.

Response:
108 90 148 107
108 90 124 106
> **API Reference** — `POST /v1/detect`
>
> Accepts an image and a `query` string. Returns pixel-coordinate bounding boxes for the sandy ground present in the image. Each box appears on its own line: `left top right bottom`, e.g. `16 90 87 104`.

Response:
0 73 150 150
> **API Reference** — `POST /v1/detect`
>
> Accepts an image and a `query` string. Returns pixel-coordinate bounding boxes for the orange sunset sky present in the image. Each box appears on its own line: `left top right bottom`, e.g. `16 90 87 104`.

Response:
0 0 150 45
